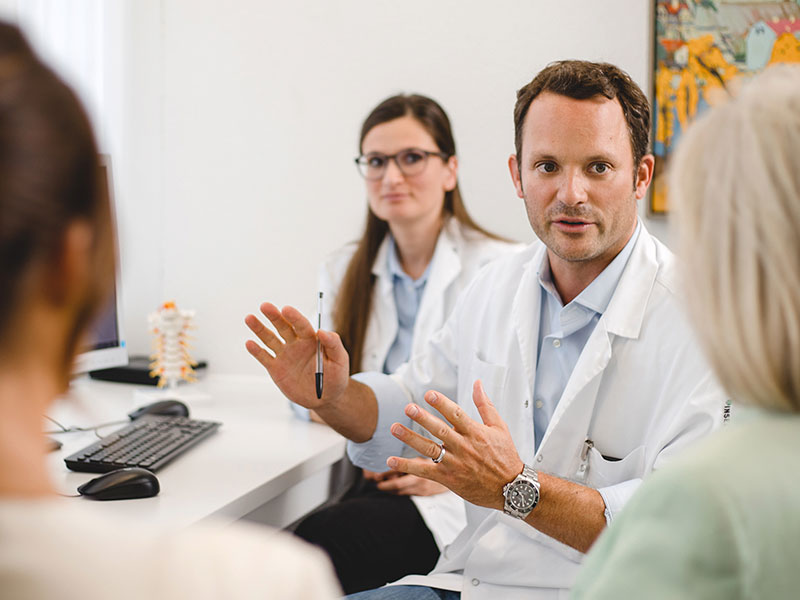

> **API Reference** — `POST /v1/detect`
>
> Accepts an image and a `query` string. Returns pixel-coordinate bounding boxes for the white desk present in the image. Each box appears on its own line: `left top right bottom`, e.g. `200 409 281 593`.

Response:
48 375 347 530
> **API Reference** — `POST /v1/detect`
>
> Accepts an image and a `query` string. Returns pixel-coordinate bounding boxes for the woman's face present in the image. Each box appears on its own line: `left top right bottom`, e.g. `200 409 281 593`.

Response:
361 115 457 229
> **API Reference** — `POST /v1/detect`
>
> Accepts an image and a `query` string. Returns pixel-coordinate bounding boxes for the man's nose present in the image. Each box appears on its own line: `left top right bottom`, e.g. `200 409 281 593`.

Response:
556 170 588 205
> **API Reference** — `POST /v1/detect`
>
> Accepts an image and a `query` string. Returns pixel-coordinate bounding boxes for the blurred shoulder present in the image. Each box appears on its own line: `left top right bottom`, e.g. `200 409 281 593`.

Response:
0 500 340 600
446 218 526 266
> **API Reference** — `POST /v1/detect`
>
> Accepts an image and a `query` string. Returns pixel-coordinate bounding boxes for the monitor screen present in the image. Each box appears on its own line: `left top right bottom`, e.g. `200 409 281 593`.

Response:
73 156 128 374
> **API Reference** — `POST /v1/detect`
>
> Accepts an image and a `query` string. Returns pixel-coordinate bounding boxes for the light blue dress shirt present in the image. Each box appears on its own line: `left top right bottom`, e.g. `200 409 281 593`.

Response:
383 236 431 374
533 221 641 450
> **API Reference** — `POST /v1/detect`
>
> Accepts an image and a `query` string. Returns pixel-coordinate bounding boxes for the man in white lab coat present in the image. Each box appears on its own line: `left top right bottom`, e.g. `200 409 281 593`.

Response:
245 60 725 599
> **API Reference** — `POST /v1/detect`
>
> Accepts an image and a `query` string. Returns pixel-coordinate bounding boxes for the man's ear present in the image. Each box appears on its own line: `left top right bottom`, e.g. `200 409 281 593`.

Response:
634 154 655 200
45 220 93 306
508 154 525 199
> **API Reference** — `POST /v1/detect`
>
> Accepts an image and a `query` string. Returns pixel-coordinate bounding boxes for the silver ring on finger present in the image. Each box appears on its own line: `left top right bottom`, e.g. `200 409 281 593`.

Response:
431 444 446 464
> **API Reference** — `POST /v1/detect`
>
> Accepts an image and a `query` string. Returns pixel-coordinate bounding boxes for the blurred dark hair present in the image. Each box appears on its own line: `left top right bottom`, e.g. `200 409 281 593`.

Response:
0 22 112 378
336 94 499 372
514 60 651 171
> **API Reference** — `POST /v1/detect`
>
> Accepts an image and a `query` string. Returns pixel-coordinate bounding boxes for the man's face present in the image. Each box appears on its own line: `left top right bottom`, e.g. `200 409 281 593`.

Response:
509 92 652 273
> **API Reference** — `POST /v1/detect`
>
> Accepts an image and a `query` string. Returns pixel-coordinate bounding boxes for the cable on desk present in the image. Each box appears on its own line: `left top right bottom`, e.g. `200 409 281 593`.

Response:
43 414 129 438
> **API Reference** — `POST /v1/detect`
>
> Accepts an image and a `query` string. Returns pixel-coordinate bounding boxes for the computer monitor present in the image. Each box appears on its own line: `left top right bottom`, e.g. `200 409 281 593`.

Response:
73 155 128 374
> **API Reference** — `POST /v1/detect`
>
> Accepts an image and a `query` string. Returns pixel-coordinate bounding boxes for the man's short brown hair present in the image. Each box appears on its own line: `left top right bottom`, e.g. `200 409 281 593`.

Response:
514 60 651 169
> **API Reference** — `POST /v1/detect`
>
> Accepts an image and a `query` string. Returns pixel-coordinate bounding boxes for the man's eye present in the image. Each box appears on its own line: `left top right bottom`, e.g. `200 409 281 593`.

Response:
536 162 557 173
400 151 425 165
591 163 610 174
367 156 386 168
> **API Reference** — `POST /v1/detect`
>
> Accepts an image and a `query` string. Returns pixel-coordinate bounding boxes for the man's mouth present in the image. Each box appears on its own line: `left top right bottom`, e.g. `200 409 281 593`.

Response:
552 219 593 232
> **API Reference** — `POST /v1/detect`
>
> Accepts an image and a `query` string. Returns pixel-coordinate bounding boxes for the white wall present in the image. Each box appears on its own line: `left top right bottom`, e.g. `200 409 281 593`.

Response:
9 1 667 375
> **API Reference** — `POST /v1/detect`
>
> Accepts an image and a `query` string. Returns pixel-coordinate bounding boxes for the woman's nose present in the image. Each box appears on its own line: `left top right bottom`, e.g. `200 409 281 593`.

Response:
382 157 405 185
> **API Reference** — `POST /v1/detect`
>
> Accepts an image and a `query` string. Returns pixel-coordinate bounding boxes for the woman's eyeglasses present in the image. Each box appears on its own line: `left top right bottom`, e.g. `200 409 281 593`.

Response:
354 148 449 180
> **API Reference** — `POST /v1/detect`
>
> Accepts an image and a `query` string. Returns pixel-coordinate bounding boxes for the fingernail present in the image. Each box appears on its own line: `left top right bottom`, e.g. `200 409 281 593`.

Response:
387 458 398 469
406 404 418 417
391 424 404 437
427 392 438 404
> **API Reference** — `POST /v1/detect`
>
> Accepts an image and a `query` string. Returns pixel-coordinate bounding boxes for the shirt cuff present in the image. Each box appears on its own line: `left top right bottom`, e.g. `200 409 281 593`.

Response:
346 371 413 473
597 478 642 524
289 402 312 421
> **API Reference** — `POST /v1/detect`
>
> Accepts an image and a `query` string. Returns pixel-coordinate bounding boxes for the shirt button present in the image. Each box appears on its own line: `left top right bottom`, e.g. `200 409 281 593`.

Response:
471 578 480 586
552 339 561 348
535 400 543 409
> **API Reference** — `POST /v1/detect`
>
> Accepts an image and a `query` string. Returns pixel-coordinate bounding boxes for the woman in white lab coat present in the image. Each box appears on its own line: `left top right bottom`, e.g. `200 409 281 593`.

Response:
293 94 521 594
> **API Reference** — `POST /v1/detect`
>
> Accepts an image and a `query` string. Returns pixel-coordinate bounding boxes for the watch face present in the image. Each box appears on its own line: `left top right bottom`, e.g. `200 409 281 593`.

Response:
509 481 538 510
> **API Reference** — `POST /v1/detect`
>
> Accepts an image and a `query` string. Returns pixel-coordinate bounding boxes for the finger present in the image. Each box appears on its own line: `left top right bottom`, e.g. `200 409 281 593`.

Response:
472 380 506 428
375 476 404 493
424 390 476 435
362 469 381 481
318 329 350 366
260 302 298 342
386 456 439 482
244 314 284 354
391 421 451 459
281 305 317 339
245 339 275 371
402 403 462 449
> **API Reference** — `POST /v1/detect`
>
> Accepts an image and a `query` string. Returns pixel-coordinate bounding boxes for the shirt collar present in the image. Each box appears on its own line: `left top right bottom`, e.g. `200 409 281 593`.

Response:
537 219 642 315
386 235 431 287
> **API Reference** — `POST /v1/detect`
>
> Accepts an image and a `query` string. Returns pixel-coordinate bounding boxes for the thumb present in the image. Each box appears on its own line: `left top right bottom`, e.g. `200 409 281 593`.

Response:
318 329 350 366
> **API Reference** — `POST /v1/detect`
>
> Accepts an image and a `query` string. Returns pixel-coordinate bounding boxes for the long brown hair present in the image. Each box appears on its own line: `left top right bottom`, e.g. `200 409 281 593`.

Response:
334 94 498 373
0 22 112 381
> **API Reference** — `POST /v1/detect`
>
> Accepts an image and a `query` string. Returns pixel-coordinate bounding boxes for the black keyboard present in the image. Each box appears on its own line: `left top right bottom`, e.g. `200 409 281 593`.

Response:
64 415 221 473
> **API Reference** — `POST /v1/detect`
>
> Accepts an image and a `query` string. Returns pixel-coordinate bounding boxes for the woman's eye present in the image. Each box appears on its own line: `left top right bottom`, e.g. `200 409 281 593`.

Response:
367 156 386 168
400 151 424 165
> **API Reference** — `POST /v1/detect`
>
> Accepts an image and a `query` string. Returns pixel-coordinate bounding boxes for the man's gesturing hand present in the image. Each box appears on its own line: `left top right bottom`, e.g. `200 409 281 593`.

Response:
386 380 524 510
245 302 349 409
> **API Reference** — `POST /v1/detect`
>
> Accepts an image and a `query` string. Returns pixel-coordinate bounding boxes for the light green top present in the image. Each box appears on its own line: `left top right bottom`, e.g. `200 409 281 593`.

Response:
572 409 800 600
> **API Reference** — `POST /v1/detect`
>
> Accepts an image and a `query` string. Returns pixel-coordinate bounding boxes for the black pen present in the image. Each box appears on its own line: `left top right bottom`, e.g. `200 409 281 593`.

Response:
315 292 323 399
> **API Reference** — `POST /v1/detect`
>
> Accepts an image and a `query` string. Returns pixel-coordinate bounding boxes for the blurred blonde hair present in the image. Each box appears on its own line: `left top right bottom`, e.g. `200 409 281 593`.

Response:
670 65 800 412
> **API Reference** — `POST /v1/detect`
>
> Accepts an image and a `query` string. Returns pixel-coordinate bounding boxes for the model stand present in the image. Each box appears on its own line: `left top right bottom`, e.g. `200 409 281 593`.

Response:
148 301 198 390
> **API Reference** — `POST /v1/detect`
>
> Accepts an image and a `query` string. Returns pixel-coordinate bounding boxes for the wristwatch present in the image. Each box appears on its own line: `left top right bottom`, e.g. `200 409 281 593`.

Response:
503 464 540 519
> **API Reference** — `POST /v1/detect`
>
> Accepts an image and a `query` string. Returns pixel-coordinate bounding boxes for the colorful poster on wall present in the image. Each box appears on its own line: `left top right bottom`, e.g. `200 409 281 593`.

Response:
652 0 800 214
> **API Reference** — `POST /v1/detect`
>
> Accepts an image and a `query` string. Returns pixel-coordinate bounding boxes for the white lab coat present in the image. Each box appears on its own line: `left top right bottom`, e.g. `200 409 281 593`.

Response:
319 216 524 549
350 223 726 599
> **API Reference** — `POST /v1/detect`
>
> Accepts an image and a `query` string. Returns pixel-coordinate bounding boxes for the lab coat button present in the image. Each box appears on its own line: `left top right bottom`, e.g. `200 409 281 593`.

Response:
553 339 561 348
537 454 543 462
579 464 586 472
471 578 480 586
524 400 529 408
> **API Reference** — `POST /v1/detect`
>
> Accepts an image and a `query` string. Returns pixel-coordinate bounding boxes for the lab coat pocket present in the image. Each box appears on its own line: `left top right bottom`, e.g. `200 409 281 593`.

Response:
586 445 645 488
466 354 508 405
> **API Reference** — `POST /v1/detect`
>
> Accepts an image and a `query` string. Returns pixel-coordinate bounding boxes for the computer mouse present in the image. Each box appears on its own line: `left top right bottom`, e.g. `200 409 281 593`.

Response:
128 399 189 420
77 467 160 501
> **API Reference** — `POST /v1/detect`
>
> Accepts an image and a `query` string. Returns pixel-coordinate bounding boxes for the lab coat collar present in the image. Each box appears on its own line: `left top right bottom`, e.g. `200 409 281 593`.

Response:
601 220 659 340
